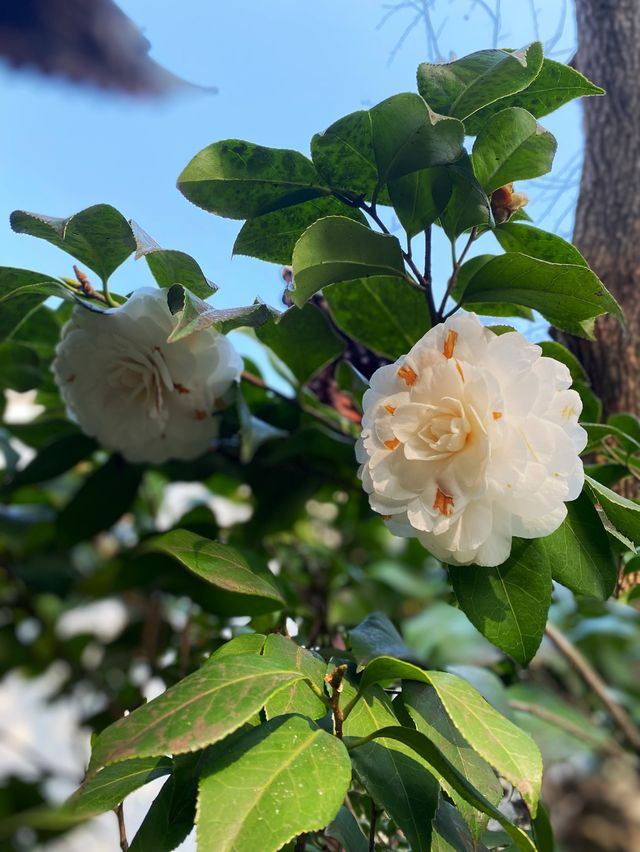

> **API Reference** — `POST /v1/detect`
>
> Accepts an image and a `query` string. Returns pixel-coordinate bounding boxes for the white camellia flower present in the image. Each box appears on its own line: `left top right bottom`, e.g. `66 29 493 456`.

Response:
53 287 243 464
356 313 587 567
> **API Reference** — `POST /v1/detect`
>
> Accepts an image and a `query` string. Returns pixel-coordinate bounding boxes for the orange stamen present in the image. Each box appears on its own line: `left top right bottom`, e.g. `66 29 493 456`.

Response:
384 404 396 415
492 411 503 420
193 409 207 421
174 382 190 394
382 514 392 521
443 329 458 359
384 438 400 450
397 365 417 386
433 487 455 517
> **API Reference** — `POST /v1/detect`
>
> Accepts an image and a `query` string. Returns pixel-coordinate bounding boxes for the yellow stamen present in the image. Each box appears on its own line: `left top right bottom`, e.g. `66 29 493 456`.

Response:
492 411 503 420
433 487 455 517
384 438 400 450
455 361 465 382
443 329 458 359
384 404 396 415
397 366 418 386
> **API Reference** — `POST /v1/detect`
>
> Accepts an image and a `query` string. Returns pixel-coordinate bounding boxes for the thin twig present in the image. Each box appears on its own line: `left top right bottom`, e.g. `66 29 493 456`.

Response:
368 800 379 852
509 700 628 759
438 227 478 320
423 227 436 322
114 803 129 851
545 622 640 753
324 664 348 739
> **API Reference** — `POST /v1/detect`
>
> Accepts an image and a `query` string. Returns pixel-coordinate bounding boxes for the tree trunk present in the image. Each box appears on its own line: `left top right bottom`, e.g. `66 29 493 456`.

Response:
557 0 640 418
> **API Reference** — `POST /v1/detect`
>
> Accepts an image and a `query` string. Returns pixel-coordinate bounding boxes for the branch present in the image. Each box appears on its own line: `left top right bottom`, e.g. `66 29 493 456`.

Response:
114 803 128 851
437 227 478 321
545 621 640 753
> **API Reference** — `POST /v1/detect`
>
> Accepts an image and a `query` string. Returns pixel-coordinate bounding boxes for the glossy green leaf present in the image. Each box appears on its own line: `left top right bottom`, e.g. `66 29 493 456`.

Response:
255 302 345 383
349 612 415 665
64 757 172 817
177 140 329 219
237 391 288 464
196 715 351 852
10 205 135 282
89 654 310 770
147 529 284 611
495 222 588 267
129 751 211 852
0 267 61 340
402 682 502 838
585 475 640 552
472 108 556 193
583 422 640 454
311 94 464 202
209 634 267 660
324 275 429 360
541 492 617 599
353 659 542 814
326 806 369 852
431 796 489 852
0 343 41 391
7 434 97 488
348 725 537 852
458 252 622 337
465 58 604 133
233 196 367 265
291 216 405 306
450 538 553 664
262 633 327 720
388 166 452 237
343 677 439 852
439 154 493 239
166 285 269 341
608 413 640 453
57 455 142 545
417 43 543 122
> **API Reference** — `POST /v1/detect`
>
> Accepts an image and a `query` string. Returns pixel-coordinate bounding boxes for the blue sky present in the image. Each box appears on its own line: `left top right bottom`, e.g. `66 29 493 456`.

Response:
1 1 580 337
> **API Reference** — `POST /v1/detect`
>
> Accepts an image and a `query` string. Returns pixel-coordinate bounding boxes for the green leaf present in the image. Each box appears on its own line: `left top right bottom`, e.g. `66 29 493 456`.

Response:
353 659 542 814
349 612 415 665
237 391 288 464
348 725 537 852
196 715 351 852
262 633 328 720
210 634 267 660
458 252 622 337
177 140 329 219
541 492 617 599
130 220 218 299
439 154 493 240
0 343 41 391
64 757 172 817
538 341 588 382
575 380 602 423
57 455 142 545
449 539 553 664
402 682 503 839
585 475 640 552
472 108 556 193
495 222 588 267
255 302 345 384
324 275 430 360
89 654 311 770
7 434 97 488
417 43 544 122
584 422 640 454
291 216 405 307
608 413 640 453
233 196 367 265
146 529 285 613
388 166 452 237
166 285 269 341
311 94 464 202
342 678 439 852
129 751 210 852
0 267 61 340
431 796 489 852
465 58 604 134
10 205 135 282
326 806 369 852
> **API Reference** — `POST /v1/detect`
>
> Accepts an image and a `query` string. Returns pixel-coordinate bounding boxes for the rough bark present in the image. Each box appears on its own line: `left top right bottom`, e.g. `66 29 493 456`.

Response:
557 0 640 417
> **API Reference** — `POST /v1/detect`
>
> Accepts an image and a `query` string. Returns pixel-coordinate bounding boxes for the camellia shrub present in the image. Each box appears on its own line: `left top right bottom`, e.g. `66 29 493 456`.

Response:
2 41 640 852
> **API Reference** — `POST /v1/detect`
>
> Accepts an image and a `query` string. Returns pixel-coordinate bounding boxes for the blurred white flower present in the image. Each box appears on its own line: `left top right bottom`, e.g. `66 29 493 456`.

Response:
357 313 586 567
53 287 243 463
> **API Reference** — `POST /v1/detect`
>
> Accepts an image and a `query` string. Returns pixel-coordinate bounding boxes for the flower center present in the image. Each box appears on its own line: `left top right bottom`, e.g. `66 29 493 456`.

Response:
418 398 471 456
110 345 174 421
